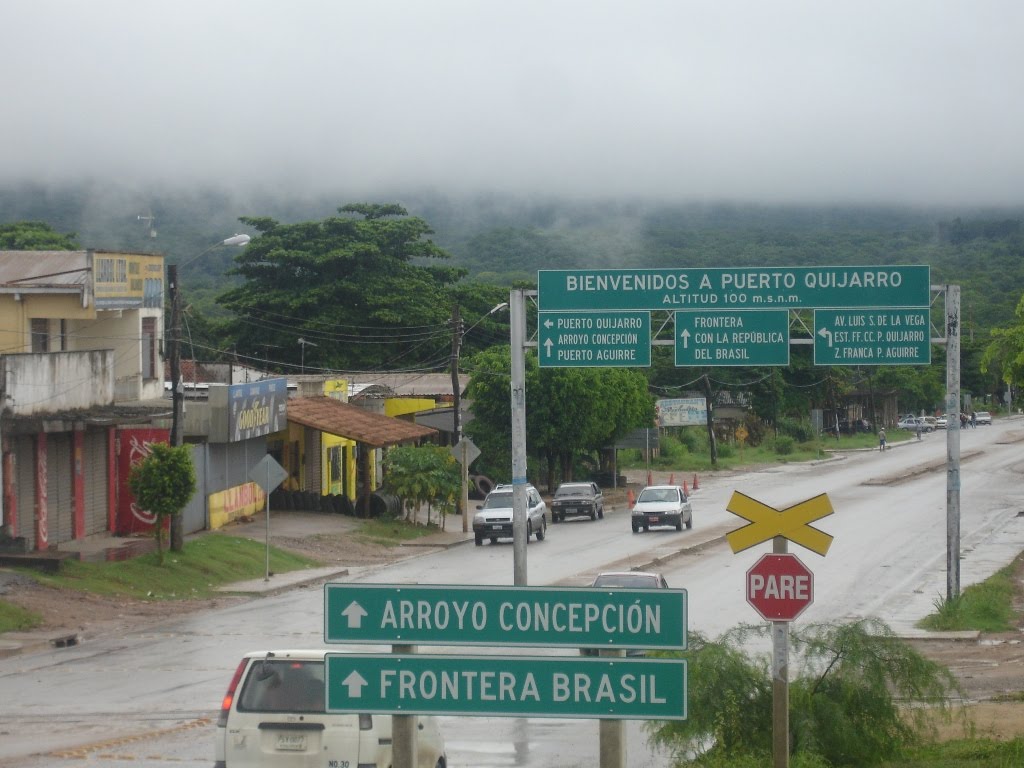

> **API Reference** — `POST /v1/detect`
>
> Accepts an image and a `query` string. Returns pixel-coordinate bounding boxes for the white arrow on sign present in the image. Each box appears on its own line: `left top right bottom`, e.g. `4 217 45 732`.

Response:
817 327 833 347
342 671 368 698
679 328 690 349
543 337 554 357
341 600 368 628
543 317 555 329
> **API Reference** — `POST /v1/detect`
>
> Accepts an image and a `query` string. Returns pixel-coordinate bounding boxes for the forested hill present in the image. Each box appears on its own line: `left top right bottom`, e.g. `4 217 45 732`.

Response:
2 182 1022 332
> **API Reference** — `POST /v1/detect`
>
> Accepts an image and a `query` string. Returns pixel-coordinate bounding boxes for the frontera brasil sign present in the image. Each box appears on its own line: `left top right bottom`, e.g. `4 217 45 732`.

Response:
326 653 688 720
538 266 930 311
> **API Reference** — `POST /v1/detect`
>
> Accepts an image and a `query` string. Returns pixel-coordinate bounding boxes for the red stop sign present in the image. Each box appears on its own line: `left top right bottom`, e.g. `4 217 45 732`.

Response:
746 553 814 621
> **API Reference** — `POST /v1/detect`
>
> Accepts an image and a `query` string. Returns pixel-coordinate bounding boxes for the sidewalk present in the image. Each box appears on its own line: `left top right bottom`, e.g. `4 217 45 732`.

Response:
0 509 477 658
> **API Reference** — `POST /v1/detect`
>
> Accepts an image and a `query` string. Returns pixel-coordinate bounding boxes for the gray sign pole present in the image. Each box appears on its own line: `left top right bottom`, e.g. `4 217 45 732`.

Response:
772 537 790 768
945 285 961 600
510 288 529 586
391 643 417 768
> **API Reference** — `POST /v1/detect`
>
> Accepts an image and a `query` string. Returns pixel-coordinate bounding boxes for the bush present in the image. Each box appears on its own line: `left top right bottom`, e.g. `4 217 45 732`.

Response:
777 417 817 442
774 435 796 455
646 620 960 767
678 427 707 453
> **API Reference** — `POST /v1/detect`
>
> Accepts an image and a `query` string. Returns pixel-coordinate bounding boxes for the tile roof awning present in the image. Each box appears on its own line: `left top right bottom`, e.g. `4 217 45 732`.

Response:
286 396 437 448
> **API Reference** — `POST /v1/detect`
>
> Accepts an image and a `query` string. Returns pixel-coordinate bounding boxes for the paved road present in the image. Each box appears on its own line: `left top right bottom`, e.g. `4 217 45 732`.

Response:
2 418 1022 767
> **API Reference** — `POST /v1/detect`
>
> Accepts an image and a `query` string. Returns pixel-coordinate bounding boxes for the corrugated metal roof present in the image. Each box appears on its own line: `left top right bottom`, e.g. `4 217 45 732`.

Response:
343 373 468 398
287 396 438 448
0 251 90 288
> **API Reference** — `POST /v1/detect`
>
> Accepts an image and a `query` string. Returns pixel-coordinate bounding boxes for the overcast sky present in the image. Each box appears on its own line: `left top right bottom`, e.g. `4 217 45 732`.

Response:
3 1 1022 207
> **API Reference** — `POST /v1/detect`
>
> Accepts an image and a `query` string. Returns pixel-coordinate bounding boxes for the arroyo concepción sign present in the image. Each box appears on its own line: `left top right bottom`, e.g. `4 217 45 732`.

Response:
324 583 687 650
538 266 930 311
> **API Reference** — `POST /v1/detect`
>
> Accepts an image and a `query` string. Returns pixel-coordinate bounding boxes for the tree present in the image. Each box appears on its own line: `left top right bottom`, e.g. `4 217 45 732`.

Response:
216 204 467 371
0 221 78 250
127 443 196 564
982 293 1024 399
382 446 460 529
646 619 961 766
464 346 654 489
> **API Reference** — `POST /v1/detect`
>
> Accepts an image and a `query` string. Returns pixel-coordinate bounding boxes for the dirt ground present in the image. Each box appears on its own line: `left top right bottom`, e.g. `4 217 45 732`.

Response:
3 518 1023 742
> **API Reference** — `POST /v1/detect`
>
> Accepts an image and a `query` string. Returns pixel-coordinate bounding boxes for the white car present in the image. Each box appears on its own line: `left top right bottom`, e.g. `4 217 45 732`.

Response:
975 411 993 425
214 649 447 768
897 416 931 432
631 485 693 533
473 483 547 545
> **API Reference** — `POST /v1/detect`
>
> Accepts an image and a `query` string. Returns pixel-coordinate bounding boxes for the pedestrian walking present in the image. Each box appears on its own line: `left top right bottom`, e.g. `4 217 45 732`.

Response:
878 427 887 451
970 411 977 428
915 420 922 440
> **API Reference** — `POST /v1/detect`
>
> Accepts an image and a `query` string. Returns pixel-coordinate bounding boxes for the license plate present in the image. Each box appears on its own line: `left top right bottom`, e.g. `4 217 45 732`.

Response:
649 516 660 523
276 734 307 751
566 507 577 514
490 524 503 531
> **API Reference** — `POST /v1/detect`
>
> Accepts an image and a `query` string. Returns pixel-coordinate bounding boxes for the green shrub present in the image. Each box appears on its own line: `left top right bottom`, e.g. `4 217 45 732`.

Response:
716 443 735 458
777 417 817 442
647 620 960 767
676 427 705 452
775 435 796 455
659 434 688 461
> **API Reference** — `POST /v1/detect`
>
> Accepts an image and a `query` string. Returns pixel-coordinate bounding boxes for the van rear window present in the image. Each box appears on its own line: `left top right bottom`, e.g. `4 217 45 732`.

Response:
237 659 325 713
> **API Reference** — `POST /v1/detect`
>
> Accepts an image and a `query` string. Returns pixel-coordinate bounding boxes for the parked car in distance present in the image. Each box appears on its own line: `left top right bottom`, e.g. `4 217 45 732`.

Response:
214 649 447 768
975 411 993 425
551 481 604 522
921 416 938 430
631 485 692 533
473 483 547 545
591 570 670 589
583 571 670 656
897 416 932 432
936 415 948 429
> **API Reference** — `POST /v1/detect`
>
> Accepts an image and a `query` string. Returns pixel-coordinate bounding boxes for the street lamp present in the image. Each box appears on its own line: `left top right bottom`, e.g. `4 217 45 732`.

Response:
298 337 318 374
167 234 250 552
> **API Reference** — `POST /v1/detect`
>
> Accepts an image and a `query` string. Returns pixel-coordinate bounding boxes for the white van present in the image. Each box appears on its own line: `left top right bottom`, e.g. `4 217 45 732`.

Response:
215 649 447 768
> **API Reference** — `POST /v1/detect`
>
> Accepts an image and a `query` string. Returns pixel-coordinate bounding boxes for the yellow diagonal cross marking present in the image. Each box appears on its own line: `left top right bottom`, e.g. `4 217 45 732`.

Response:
726 491 834 556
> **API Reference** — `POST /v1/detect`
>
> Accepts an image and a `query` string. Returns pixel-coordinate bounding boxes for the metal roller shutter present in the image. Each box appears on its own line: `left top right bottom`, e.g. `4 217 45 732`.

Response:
47 433 74 545
14 435 37 551
83 429 109 535
304 428 321 492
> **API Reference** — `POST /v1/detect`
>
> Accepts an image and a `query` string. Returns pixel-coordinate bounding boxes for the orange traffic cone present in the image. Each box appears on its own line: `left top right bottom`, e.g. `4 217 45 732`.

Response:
683 479 689 495
627 488 635 508
669 472 675 485
692 474 700 490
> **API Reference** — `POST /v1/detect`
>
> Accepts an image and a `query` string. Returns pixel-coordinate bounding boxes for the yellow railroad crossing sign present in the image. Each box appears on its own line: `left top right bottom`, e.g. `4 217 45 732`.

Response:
726 491 834 556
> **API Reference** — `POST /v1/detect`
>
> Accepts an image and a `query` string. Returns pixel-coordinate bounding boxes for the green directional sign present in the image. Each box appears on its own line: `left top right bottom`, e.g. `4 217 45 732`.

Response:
326 653 688 720
814 309 931 365
538 266 930 311
537 311 651 367
675 310 789 366
324 583 687 650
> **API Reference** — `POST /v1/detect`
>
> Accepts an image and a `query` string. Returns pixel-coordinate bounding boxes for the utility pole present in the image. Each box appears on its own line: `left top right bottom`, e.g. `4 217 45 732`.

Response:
167 263 185 551
449 305 470 530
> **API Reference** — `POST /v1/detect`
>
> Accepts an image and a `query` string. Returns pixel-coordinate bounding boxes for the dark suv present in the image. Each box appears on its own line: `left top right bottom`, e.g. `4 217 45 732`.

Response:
551 481 604 523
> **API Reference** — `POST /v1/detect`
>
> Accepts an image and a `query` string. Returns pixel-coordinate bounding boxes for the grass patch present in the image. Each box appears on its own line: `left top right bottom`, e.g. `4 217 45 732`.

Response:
9 535 322 602
883 736 1024 767
0 600 41 633
354 517 445 546
917 554 1022 632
